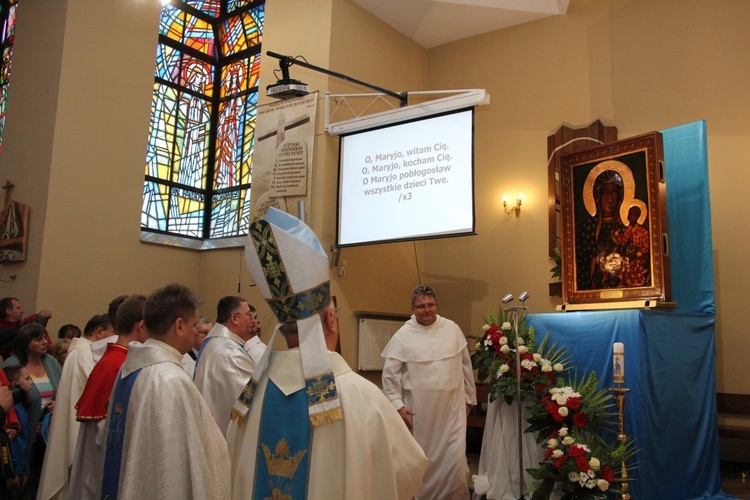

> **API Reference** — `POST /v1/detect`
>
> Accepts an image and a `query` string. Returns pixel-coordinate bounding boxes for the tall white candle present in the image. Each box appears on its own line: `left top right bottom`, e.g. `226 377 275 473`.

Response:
613 342 625 384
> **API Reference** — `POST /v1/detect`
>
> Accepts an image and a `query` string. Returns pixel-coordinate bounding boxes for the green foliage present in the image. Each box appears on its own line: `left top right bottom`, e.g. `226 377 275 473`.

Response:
550 246 562 280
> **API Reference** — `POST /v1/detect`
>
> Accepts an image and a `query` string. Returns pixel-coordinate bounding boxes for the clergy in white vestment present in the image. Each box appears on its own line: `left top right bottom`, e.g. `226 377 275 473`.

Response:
37 314 114 500
180 315 211 377
382 284 478 500
193 296 266 435
69 295 148 500
99 284 230 499
227 208 427 500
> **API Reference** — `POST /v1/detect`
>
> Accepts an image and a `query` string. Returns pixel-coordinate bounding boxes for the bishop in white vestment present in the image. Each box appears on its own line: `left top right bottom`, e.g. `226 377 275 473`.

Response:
227 208 427 500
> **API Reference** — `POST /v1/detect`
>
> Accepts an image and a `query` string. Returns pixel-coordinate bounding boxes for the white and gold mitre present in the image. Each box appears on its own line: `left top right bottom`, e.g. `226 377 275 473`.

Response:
244 208 343 427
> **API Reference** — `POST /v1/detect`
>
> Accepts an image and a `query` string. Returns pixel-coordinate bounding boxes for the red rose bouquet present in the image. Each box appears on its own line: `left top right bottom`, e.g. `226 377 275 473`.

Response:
471 309 569 404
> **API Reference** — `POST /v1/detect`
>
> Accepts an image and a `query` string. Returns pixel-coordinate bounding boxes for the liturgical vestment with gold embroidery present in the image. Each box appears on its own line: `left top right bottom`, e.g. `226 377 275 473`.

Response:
227 348 427 500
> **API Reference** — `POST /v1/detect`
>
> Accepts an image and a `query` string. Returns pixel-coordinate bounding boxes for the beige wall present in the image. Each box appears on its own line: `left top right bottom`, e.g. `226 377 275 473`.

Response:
0 0 203 331
424 0 750 393
197 0 430 366
0 0 746 394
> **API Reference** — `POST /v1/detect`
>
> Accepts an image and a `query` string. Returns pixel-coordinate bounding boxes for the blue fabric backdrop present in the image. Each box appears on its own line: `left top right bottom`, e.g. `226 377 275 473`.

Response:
661 121 715 315
527 310 727 499
525 121 729 499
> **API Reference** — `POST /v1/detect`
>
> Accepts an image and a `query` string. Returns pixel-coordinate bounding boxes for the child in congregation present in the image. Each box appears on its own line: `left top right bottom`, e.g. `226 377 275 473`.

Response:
48 339 71 367
4 364 33 495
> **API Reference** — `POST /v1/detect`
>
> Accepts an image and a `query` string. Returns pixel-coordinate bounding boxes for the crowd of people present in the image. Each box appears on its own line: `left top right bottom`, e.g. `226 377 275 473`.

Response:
0 208 478 499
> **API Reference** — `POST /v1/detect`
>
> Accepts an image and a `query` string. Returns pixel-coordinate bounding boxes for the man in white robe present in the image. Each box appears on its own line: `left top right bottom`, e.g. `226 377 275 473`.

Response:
227 208 427 500
37 313 114 500
69 294 148 500
180 315 211 377
99 284 230 498
193 296 265 435
382 284 477 500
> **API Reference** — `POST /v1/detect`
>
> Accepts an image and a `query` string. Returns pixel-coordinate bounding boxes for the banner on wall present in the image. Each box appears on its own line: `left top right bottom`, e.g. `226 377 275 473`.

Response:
250 92 318 222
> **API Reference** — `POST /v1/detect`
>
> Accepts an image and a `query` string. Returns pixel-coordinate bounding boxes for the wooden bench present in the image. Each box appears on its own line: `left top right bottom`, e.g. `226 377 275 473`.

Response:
717 392 750 441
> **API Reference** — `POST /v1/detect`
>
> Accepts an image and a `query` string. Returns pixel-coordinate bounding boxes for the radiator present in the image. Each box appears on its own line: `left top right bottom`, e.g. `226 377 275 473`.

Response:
357 316 405 371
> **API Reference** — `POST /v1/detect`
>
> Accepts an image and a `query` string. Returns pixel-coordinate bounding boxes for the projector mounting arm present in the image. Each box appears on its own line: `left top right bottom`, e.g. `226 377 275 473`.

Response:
266 51 408 107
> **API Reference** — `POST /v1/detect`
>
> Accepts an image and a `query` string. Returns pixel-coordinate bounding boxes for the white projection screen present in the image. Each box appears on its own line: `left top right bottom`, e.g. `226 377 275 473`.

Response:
336 107 475 247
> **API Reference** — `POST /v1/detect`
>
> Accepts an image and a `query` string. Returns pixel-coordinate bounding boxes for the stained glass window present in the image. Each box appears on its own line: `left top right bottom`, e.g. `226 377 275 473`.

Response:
0 0 19 156
142 0 264 243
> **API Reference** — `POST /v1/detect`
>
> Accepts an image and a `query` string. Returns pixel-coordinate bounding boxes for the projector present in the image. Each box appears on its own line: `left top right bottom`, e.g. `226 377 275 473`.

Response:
266 79 310 100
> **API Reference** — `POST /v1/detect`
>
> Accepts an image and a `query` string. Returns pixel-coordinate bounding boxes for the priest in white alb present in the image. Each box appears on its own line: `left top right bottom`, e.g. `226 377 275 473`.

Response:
193 296 265 436
227 208 427 499
382 284 477 500
37 314 113 500
69 295 148 500
98 284 229 498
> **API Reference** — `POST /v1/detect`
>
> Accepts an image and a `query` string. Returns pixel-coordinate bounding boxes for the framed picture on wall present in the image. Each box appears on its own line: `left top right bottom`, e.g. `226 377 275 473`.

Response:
560 131 670 305
0 200 29 263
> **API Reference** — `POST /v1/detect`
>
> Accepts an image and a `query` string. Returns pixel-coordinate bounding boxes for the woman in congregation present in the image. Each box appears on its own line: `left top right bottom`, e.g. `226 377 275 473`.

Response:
3 323 62 497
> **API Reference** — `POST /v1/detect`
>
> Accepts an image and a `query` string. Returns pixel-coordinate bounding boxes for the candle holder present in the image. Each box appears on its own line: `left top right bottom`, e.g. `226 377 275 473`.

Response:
609 385 632 500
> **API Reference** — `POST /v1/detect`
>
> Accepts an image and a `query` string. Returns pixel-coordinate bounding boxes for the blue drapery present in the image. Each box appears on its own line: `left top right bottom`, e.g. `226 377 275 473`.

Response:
661 121 715 315
523 122 730 499
527 310 728 499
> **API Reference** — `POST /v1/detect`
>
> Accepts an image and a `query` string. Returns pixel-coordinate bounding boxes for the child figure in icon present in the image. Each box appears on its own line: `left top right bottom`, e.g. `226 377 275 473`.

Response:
614 205 651 287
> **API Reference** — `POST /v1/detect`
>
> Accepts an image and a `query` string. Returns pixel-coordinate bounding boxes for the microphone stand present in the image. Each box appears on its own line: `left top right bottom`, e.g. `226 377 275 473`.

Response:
504 298 529 500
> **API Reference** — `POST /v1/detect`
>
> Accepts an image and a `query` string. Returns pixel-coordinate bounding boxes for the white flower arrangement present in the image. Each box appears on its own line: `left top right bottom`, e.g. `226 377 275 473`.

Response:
471 309 570 406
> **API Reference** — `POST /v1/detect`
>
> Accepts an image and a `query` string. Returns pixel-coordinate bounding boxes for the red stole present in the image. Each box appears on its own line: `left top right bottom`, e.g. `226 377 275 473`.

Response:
75 343 128 421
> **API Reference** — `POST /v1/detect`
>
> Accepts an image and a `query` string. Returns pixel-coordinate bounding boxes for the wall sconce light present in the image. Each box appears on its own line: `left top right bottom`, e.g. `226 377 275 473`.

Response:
503 193 522 216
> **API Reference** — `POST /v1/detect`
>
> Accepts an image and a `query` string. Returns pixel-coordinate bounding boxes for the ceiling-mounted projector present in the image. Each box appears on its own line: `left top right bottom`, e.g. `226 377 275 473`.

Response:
266 78 309 99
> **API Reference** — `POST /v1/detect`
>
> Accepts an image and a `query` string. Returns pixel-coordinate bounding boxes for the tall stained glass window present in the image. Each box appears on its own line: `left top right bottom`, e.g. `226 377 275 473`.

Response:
142 0 264 245
0 0 19 156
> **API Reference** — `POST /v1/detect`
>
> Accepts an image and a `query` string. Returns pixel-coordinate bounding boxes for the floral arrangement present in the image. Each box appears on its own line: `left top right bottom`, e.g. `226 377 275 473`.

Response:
525 373 636 500
471 304 638 499
525 372 613 439
528 430 633 500
471 309 569 404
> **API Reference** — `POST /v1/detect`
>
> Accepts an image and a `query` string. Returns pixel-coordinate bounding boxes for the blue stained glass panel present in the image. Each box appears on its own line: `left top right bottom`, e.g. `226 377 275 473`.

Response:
227 0 252 14
142 181 169 231
0 1 17 156
143 0 264 242
168 186 205 236
214 91 257 190
186 0 220 17
175 89 211 189
160 6 214 56
146 84 179 181
219 6 264 58
210 188 251 238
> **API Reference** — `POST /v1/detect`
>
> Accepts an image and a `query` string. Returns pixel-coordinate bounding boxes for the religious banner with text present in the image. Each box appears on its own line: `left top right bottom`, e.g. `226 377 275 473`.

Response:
250 92 317 221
